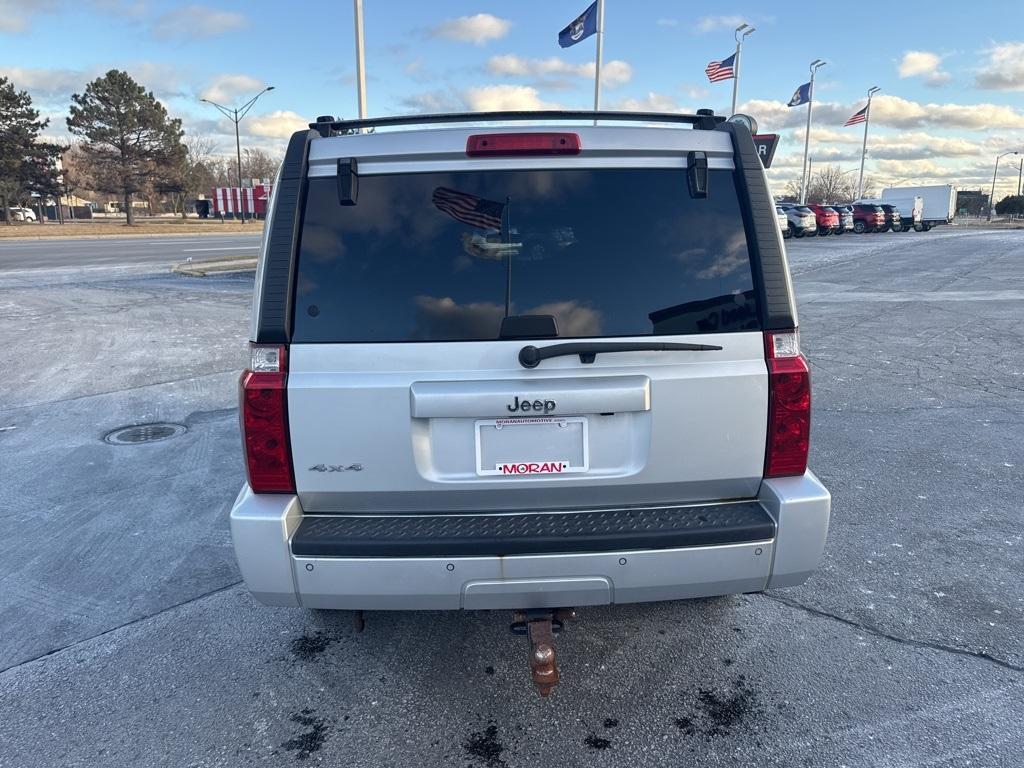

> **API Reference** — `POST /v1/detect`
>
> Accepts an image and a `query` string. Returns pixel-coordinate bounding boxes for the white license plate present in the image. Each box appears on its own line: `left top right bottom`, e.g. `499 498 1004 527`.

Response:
475 417 589 476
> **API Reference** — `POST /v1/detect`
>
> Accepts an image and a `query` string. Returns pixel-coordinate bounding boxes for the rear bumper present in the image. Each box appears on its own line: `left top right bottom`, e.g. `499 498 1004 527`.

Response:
229 472 831 610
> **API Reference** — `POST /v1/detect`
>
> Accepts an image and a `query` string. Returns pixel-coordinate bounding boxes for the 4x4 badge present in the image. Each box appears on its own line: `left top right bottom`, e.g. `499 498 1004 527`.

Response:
309 463 363 473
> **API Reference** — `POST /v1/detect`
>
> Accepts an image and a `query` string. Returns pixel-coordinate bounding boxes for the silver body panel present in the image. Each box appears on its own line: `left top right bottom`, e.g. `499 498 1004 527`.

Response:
287 333 768 513
229 472 830 610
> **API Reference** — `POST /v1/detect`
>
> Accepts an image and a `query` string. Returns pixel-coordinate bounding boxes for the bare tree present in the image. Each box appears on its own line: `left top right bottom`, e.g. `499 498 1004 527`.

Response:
240 148 280 183
805 165 857 204
163 135 218 218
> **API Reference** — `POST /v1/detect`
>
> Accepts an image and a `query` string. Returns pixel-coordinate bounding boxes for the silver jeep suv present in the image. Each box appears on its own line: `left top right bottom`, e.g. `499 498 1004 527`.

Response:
231 110 830 690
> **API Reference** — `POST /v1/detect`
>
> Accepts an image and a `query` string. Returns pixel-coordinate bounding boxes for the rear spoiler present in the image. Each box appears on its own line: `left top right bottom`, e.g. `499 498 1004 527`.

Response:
309 109 727 137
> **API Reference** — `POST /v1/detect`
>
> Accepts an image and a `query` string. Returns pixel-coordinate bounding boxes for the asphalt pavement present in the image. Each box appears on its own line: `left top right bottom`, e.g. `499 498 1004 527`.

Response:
0 228 1021 767
0 232 261 271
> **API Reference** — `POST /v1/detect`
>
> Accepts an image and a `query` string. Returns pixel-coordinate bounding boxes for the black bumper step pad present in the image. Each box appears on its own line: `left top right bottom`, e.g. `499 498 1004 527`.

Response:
290 502 775 558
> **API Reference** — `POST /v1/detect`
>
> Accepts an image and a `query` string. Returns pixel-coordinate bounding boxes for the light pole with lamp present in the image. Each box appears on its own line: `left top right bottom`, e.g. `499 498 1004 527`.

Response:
731 23 755 117
989 151 1019 221
200 86 275 223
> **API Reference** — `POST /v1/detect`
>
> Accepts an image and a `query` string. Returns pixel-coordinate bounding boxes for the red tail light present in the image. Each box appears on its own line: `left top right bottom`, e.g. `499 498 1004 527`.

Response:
764 331 811 478
240 345 295 493
466 132 581 157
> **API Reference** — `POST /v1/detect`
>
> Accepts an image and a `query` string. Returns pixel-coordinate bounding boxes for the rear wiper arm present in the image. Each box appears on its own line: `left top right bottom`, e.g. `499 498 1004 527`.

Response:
518 341 722 369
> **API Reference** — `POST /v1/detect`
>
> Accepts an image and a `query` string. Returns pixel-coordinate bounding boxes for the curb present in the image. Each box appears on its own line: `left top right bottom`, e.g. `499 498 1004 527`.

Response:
172 256 257 277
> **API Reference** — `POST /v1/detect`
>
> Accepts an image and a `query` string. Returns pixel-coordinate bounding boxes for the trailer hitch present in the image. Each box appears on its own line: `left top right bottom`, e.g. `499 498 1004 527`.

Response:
510 609 577 697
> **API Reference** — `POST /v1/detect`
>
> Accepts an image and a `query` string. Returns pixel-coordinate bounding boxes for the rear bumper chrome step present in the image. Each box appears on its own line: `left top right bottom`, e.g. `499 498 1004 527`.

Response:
229 472 830 610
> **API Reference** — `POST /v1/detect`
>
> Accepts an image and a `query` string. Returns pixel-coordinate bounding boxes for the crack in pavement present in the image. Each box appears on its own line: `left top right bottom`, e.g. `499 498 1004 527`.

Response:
0 581 243 676
762 593 1024 674
0 368 241 414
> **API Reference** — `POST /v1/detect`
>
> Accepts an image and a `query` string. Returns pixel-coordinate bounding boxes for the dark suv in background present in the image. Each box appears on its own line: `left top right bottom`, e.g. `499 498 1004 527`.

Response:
877 204 902 232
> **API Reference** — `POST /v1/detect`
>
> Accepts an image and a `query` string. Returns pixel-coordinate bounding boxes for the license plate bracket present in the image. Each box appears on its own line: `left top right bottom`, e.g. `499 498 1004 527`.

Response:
475 417 589 476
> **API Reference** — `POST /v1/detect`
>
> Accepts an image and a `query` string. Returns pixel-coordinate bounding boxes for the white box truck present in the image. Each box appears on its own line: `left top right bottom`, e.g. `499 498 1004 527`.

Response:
881 185 955 231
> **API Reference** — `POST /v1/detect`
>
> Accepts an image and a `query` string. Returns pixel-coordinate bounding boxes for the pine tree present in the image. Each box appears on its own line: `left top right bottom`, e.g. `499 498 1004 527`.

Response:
0 76 52 225
67 70 184 225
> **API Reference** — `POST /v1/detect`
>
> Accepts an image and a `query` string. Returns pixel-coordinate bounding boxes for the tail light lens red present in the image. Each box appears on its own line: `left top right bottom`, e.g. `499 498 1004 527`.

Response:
764 331 811 478
240 345 295 493
466 132 581 157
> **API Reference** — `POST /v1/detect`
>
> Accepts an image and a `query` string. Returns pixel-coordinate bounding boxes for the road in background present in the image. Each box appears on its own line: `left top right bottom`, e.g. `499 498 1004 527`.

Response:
0 233 261 272
0 229 1021 767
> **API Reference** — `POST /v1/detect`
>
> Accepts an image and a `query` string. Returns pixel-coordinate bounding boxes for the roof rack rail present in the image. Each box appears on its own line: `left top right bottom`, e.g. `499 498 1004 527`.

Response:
309 110 724 137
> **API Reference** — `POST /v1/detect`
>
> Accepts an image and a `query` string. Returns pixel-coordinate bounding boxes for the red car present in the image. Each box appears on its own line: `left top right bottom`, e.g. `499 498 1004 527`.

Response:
805 204 840 236
851 204 887 233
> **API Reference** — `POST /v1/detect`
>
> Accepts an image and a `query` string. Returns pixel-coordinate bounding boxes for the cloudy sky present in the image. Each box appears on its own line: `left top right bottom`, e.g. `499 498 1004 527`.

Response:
3 0 1024 196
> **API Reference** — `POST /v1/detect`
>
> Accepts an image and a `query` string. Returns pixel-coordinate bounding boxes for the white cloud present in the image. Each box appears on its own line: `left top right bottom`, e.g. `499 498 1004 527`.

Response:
486 55 632 88
431 13 510 45
694 15 747 33
897 51 950 86
1 62 186 105
610 92 693 113
0 66 86 97
199 74 267 104
245 110 307 139
152 5 247 40
740 95 1024 132
401 90 462 113
656 18 678 27
461 85 559 112
870 94 1024 129
975 42 1024 91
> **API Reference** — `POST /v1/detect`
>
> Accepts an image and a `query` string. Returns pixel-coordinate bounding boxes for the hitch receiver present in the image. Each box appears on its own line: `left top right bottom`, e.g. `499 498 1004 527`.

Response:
511 609 576 697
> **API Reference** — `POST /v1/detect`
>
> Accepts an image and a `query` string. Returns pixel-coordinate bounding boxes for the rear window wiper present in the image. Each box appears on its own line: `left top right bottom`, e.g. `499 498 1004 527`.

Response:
518 341 723 368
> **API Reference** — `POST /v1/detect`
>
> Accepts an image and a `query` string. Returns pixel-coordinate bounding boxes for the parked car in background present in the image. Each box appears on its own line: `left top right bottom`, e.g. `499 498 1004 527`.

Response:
851 203 886 233
829 205 854 234
7 207 37 222
779 204 817 237
878 204 902 232
776 206 791 238
805 204 840 236
881 185 954 231
859 196 922 232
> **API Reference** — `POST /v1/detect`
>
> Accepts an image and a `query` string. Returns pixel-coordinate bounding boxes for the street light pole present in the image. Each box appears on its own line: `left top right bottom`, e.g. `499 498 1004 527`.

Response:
731 24 755 117
856 86 880 201
988 151 1018 221
201 86 275 223
799 59 826 205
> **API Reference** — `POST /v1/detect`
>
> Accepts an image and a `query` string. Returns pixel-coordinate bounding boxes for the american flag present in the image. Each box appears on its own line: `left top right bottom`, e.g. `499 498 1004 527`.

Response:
844 106 868 127
432 187 505 230
704 53 736 83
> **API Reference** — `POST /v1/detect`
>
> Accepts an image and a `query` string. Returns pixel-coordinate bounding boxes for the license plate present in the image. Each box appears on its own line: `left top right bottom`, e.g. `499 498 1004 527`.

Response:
475 417 589 476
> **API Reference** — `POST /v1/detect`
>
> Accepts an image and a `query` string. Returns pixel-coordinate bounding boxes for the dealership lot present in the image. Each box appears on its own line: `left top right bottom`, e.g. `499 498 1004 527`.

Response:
0 229 1021 767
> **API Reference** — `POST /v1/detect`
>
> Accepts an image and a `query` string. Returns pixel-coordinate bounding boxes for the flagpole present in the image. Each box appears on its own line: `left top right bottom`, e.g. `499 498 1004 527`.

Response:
593 0 605 124
800 59 826 205
353 0 367 120
856 86 880 200
731 24 755 117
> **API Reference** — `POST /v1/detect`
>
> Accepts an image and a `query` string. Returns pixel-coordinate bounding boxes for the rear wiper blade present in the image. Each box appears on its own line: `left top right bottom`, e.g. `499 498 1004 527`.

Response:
518 341 722 369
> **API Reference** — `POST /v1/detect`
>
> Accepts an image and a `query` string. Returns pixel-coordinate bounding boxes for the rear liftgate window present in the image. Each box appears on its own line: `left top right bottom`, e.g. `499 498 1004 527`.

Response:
292 168 759 343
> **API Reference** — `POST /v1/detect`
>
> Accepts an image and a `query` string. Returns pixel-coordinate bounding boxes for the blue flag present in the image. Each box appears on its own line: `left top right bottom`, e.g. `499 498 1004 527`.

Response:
559 1 598 48
787 82 811 107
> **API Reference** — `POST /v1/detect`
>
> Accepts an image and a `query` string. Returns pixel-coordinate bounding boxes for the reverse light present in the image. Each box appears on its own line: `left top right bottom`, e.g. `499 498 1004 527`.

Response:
240 345 295 493
764 331 811 478
466 132 582 157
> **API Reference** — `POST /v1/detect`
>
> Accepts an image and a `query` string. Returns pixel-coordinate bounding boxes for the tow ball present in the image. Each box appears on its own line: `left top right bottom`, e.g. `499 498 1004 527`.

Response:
510 609 577 697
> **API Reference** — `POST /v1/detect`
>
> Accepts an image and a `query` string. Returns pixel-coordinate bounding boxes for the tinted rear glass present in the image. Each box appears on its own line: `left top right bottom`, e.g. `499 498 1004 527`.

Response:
292 168 758 343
